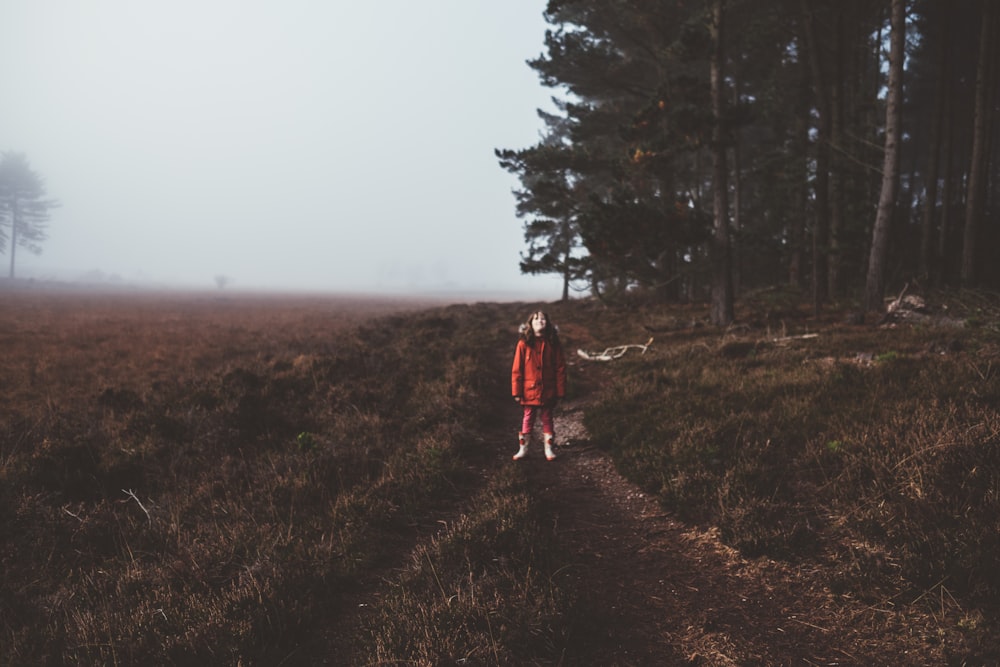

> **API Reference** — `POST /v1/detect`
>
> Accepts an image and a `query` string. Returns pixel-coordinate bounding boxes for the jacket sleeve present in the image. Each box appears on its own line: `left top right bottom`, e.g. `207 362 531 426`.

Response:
555 341 567 398
511 340 525 397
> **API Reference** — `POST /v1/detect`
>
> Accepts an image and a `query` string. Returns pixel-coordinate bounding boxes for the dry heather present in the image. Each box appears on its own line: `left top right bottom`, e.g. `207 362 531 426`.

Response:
1 289 512 664
580 289 1000 663
2 286 999 665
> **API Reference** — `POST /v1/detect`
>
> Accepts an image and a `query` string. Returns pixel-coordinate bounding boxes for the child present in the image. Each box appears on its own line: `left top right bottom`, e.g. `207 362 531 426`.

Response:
511 310 567 461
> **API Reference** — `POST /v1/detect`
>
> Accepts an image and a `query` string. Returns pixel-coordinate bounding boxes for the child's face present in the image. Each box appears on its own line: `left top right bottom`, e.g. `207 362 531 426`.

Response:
531 313 547 336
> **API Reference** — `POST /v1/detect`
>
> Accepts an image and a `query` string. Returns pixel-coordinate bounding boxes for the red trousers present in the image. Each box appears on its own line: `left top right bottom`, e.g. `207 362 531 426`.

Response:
521 406 554 435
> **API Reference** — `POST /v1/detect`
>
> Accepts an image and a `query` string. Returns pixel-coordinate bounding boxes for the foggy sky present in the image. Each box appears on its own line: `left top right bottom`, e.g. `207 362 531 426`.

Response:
0 1 563 298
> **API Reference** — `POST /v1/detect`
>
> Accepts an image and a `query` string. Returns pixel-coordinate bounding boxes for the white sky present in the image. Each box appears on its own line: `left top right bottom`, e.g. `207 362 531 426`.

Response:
0 1 564 298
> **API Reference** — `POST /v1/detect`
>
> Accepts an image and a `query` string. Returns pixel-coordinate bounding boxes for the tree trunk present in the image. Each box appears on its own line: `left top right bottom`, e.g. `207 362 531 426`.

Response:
988 11 1000 270
561 263 570 301
789 50 811 288
560 226 572 301
856 14 884 291
864 0 905 312
709 0 733 326
732 79 743 298
801 0 831 314
937 88 954 285
960 0 996 286
919 19 948 283
8 200 18 279
827 8 845 299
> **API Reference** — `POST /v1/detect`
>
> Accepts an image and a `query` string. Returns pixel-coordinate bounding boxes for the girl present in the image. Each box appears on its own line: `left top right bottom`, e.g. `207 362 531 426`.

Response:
511 311 567 461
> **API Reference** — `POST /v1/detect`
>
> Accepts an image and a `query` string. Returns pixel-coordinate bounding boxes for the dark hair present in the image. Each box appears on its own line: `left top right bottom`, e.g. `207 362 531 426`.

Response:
519 310 559 344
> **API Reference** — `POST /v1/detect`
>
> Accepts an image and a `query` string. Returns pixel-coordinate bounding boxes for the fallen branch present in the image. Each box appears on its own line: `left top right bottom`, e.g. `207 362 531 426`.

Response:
577 337 654 361
772 333 819 344
123 488 152 525
62 506 84 522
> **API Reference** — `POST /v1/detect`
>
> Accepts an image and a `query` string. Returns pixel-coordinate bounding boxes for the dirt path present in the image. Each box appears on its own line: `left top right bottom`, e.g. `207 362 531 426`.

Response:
513 398 954 666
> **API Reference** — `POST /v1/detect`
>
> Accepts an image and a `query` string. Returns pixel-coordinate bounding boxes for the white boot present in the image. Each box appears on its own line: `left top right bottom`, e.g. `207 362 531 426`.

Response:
512 432 529 460
544 433 557 461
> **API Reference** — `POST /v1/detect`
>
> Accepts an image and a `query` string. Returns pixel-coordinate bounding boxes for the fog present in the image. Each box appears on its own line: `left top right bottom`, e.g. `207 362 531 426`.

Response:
0 1 563 299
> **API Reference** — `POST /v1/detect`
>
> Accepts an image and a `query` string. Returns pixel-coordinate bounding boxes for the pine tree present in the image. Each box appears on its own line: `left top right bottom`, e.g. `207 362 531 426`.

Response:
499 0 1000 302
496 109 584 301
0 152 59 279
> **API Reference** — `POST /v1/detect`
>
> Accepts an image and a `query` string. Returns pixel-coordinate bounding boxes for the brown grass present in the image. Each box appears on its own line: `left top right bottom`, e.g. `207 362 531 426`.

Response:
0 288 503 664
3 285 1000 665
581 290 1000 661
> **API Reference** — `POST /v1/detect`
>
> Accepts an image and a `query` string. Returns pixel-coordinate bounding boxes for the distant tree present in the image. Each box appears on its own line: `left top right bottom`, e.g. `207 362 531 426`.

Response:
0 152 59 279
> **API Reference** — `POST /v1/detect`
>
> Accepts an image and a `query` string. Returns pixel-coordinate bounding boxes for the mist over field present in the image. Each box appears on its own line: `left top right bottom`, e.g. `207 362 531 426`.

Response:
0 2 563 299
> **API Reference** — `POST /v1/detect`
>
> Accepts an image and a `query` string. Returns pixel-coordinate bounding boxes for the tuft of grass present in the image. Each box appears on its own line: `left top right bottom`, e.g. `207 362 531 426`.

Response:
876 350 900 363
359 465 570 665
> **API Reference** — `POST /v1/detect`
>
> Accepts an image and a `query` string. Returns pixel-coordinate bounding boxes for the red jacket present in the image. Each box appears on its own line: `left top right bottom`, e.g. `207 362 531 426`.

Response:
511 336 567 406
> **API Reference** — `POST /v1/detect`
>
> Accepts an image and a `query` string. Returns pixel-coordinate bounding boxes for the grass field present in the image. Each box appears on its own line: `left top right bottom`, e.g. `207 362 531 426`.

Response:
2 286 999 664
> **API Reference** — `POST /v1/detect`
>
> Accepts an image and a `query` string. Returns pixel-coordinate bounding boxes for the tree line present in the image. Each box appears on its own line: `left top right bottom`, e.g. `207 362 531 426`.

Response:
0 151 57 280
497 0 999 323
